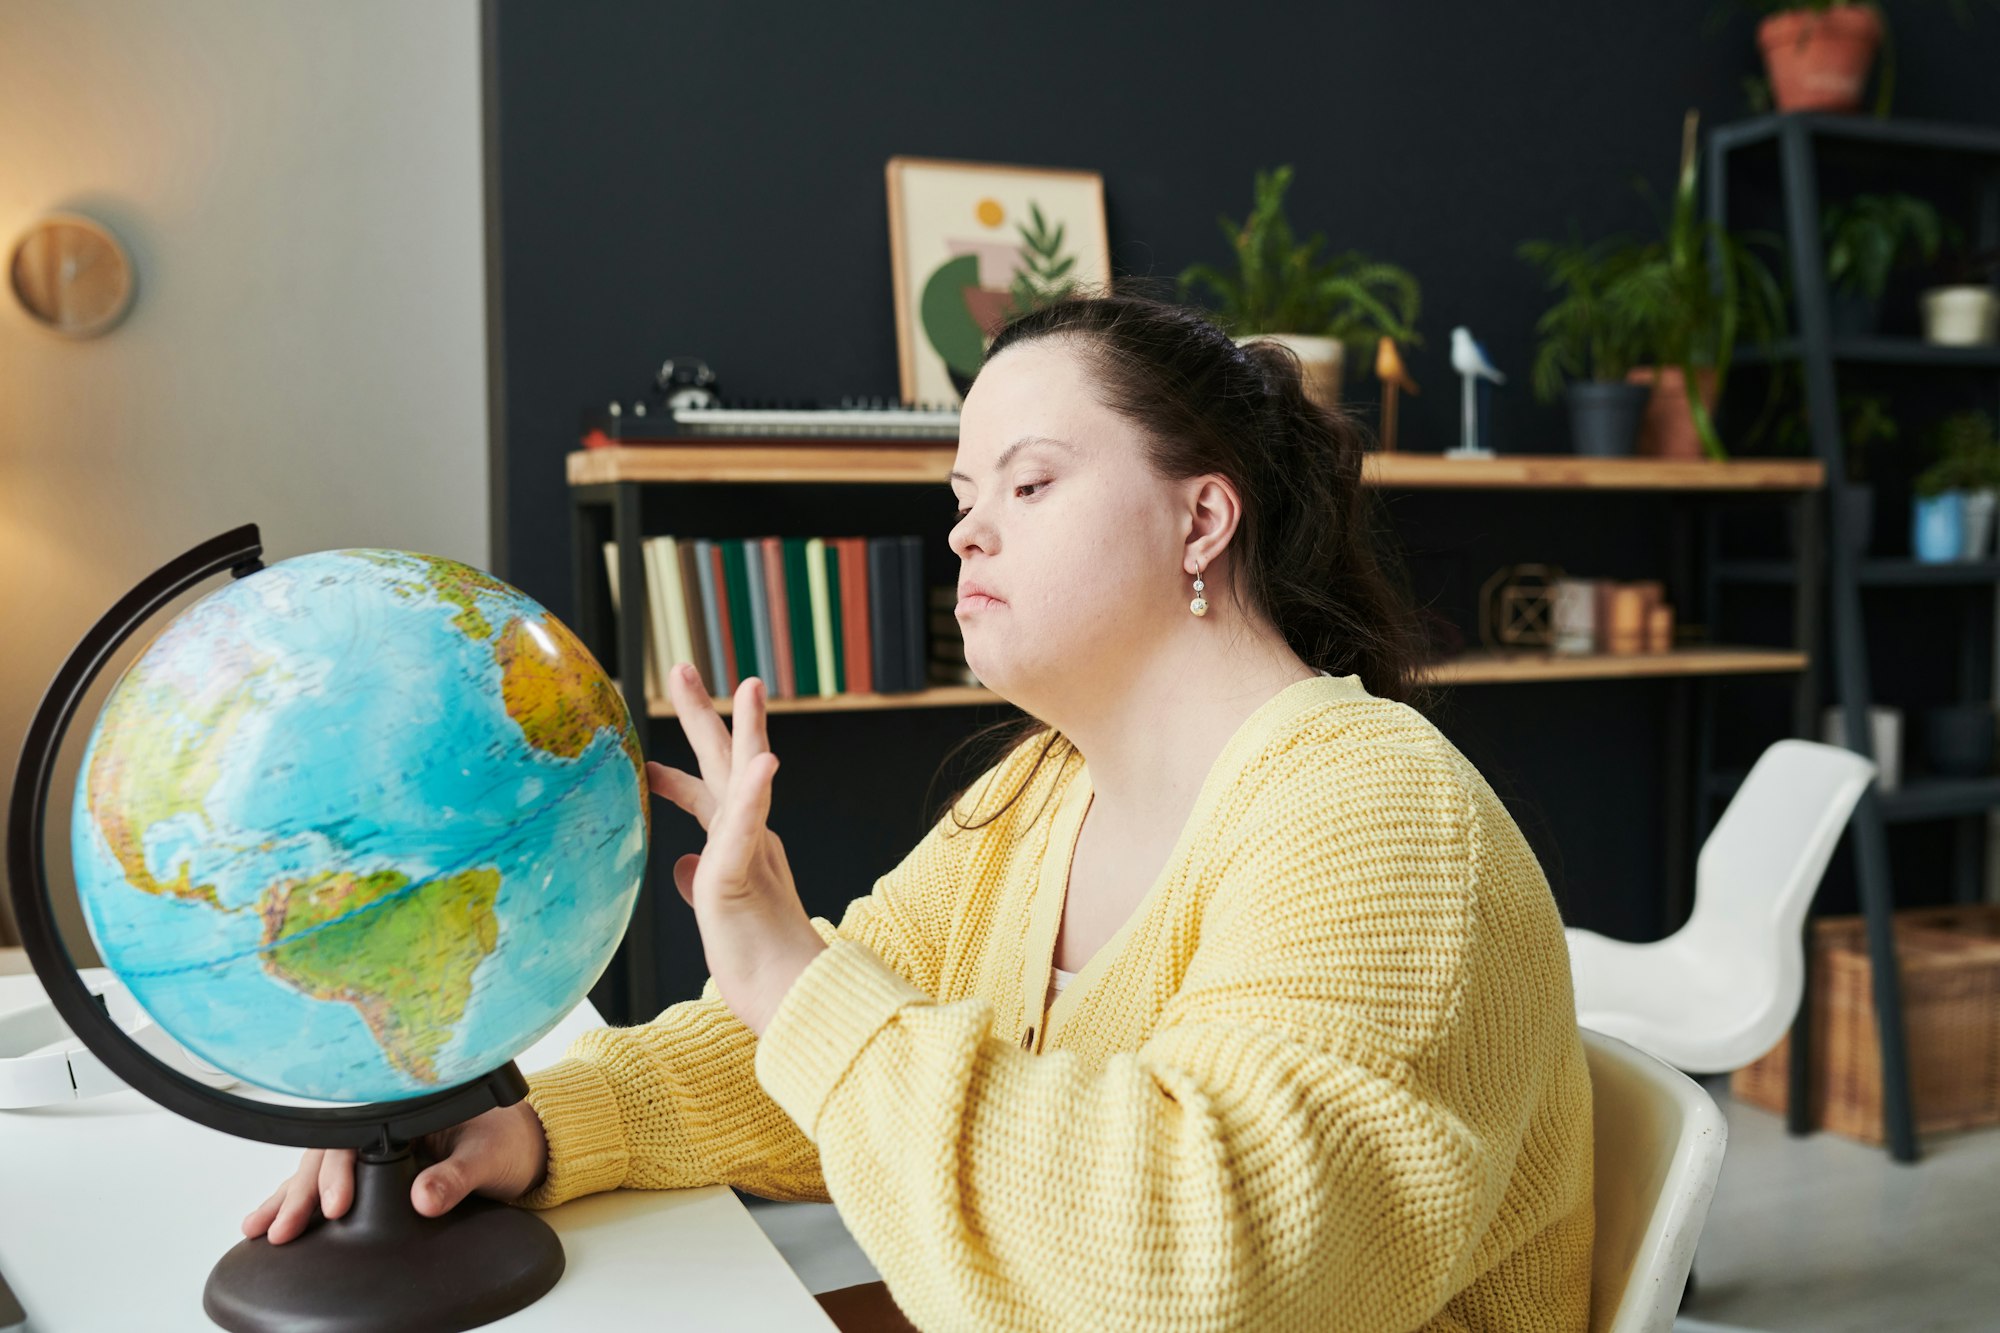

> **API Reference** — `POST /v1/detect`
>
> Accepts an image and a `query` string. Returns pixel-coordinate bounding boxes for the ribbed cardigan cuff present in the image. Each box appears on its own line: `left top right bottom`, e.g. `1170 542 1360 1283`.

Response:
507 1055 630 1210
754 937 928 1141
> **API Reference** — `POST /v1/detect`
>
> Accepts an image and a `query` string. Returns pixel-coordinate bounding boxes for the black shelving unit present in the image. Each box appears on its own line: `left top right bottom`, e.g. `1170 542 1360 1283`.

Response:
1705 112 2000 1163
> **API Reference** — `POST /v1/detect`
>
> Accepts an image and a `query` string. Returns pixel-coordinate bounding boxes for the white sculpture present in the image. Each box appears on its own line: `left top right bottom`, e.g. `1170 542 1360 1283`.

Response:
1450 325 1504 458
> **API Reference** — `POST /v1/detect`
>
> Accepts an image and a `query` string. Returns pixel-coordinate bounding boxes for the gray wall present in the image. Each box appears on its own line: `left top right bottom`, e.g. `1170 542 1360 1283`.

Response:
0 0 488 953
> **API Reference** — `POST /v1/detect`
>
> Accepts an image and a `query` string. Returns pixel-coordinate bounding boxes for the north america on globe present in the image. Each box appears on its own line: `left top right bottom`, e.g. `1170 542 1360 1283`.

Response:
71 549 648 1102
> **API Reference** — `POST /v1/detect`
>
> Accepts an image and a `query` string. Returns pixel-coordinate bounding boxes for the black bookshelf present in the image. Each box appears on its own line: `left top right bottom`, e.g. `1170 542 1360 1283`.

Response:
1704 112 2000 1163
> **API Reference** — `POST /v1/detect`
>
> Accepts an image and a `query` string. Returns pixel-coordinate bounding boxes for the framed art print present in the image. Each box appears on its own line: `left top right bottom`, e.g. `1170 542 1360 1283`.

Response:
885 155 1110 407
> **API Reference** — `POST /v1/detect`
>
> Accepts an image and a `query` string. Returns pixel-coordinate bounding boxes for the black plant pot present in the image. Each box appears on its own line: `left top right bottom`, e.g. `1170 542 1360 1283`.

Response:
1829 288 1881 339
1921 704 1997 778
1566 382 1650 457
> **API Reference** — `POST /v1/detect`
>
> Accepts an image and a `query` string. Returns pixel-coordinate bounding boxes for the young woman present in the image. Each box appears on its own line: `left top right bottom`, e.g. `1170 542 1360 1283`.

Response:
246 291 1595 1331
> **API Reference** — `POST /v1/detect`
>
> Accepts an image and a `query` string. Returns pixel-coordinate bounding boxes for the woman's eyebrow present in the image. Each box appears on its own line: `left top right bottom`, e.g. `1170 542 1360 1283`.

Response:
948 435 1076 485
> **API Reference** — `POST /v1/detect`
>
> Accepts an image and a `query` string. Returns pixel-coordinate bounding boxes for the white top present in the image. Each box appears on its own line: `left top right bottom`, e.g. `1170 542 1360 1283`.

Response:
1042 670 1338 1011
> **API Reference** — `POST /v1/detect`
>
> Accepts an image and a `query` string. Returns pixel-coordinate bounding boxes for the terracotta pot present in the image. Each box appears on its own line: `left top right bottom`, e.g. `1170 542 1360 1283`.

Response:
1758 5 1883 113
1626 365 1720 460
1234 332 1344 410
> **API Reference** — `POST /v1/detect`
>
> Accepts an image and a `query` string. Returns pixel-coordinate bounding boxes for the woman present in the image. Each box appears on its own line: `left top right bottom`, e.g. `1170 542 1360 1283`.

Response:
245 291 1595 1331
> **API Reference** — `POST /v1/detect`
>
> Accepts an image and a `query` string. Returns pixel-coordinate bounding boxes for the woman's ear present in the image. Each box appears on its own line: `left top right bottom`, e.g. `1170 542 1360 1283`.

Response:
1183 474 1240 573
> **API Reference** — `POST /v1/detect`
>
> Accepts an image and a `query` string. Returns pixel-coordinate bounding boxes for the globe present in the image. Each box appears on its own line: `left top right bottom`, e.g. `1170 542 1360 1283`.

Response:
67 548 649 1104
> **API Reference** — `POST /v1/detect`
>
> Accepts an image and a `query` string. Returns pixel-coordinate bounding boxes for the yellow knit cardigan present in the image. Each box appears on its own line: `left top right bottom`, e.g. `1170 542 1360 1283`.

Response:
512 673 1595 1331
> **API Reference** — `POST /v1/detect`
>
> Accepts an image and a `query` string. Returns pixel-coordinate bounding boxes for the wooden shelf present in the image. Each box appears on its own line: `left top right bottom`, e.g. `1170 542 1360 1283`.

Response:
568 446 1824 492
644 685 998 717
1362 454 1822 491
1424 646 1808 685
635 647 1808 715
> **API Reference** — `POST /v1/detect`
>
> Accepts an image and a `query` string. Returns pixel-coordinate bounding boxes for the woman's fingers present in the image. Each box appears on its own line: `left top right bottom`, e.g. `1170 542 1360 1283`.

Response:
669 662 737 791
411 1156 468 1217
730 676 768 783
318 1146 355 1220
647 760 715 827
241 1184 285 1238
255 1148 332 1245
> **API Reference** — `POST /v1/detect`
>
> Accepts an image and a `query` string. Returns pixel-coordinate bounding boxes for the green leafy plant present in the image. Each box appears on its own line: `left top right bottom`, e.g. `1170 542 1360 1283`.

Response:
1824 192 1952 301
1603 110 1790 460
1518 230 1653 402
1177 165 1422 373
1008 203 1081 316
1769 382 1897 483
1916 409 2000 495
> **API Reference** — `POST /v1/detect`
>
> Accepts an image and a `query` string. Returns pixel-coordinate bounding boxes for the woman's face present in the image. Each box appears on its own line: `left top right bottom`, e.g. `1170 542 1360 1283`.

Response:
948 341 1214 718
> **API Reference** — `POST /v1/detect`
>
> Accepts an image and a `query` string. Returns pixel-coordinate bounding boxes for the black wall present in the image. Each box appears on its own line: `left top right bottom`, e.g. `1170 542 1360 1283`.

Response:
488 1 2000 1012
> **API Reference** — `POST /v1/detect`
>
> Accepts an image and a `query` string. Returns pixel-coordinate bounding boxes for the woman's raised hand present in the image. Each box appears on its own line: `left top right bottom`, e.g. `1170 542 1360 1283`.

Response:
644 664 826 1036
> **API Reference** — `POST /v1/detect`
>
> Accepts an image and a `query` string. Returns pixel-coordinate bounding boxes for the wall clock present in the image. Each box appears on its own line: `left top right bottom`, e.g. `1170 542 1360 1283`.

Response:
9 212 135 338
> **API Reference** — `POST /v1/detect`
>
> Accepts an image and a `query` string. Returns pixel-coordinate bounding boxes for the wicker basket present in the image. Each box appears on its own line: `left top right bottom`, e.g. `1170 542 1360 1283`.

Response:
1731 904 2000 1144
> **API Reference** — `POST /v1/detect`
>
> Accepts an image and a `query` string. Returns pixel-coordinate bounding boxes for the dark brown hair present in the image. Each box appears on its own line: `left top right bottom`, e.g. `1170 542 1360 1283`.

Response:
925 282 1433 832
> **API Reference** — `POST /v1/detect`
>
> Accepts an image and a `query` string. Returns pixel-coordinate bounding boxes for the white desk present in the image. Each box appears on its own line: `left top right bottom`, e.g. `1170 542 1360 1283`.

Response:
0 965 837 1331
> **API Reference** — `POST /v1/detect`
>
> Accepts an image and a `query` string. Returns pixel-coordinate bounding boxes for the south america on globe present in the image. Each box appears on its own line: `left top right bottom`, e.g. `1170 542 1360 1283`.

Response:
70 549 648 1103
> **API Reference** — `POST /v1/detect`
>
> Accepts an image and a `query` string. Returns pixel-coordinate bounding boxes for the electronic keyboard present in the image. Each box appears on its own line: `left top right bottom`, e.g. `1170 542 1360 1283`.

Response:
583 397 962 445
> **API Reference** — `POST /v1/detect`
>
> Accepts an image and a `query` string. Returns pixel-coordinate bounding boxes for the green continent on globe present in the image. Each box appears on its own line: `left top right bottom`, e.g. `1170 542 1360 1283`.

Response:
257 866 501 1085
355 551 517 642
494 613 648 836
85 658 269 914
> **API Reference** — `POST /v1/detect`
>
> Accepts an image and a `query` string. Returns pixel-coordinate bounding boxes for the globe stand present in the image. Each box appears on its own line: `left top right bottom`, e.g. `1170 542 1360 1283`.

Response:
5 525 576 1333
204 1139 564 1333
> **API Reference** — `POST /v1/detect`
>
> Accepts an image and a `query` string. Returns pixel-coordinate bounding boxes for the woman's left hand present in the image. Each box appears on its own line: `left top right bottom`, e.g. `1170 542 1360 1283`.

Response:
645 661 826 1037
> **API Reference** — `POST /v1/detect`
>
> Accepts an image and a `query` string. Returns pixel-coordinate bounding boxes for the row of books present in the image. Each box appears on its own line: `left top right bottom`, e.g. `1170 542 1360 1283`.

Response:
601 535 965 702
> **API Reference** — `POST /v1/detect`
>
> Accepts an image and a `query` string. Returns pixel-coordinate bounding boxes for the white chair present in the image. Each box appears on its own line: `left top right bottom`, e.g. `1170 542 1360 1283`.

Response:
1565 738 1876 1073
1582 1028 1729 1333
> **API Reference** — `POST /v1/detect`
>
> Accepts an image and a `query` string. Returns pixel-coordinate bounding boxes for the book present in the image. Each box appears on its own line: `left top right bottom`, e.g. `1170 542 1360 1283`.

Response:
782 537 819 696
677 538 714 697
759 535 796 699
661 537 701 682
743 539 775 687
805 537 836 699
641 538 679 699
867 537 903 693
760 536 796 698
837 536 873 694
692 539 726 694
721 540 756 692
899 535 924 694
603 541 660 699
822 540 846 694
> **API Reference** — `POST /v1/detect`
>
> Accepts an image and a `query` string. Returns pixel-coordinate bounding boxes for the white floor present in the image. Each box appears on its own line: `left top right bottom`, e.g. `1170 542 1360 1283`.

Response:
741 1080 2000 1331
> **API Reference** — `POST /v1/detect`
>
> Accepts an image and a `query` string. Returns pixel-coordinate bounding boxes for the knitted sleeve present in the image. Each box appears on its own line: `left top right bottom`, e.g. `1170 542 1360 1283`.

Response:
749 740 1568 1332
506 753 1007 1212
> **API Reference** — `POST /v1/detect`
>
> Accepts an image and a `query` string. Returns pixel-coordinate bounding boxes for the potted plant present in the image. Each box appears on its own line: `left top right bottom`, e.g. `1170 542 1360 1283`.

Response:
1714 1 2000 116
1822 192 1950 336
1909 412 1998 561
1609 110 1790 460
1920 241 2000 346
1772 385 1897 553
1933 410 2000 556
1518 230 1652 455
1749 2 1886 113
1178 165 1422 410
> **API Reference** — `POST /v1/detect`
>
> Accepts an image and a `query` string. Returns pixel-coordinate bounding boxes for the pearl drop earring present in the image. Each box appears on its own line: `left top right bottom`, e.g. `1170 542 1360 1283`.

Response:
1189 567 1207 617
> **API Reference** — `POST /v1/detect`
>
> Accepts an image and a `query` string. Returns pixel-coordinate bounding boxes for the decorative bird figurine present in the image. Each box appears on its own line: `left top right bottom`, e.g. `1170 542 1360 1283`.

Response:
1450 326 1505 458
1373 336 1419 453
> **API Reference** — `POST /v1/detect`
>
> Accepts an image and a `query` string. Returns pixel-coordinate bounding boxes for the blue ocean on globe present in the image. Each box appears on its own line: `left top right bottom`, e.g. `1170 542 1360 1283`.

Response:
69 549 648 1102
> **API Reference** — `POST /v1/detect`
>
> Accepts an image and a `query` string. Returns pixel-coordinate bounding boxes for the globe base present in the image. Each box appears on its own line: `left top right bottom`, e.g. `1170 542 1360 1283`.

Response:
203 1142 564 1333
